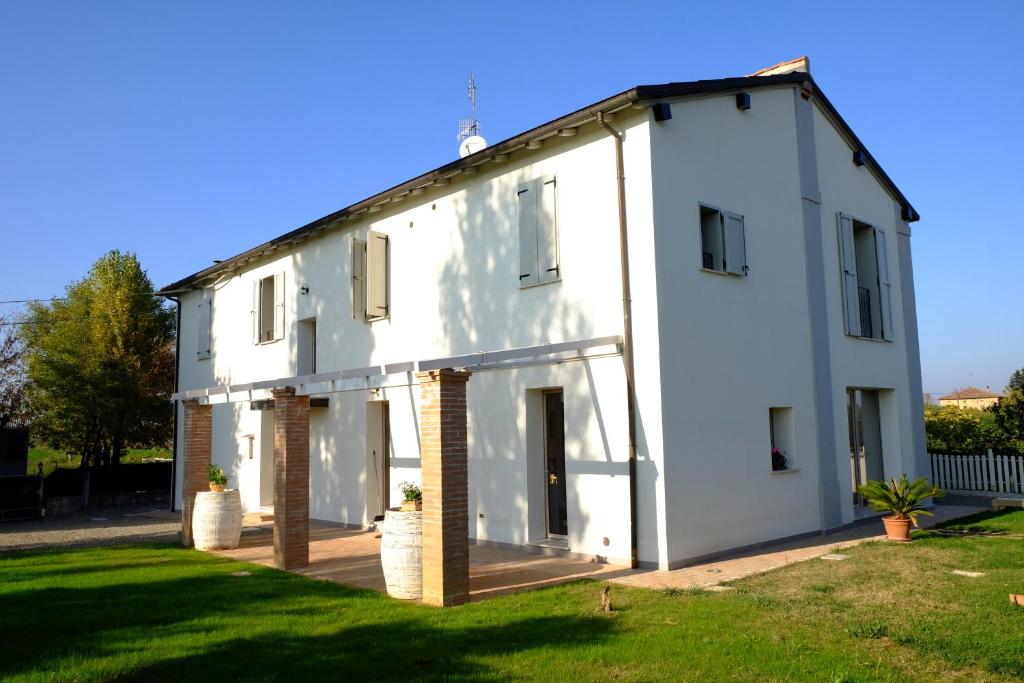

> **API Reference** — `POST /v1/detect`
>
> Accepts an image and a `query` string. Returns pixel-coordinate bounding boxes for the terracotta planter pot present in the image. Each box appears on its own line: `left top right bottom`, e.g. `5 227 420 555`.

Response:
882 515 911 542
400 499 422 512
1010 594 1024 607
209 482 226 493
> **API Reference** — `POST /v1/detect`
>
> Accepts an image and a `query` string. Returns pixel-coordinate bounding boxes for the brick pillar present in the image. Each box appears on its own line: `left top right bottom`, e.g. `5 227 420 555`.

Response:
417 369 472 607
273 387 310 570
181 400 212 547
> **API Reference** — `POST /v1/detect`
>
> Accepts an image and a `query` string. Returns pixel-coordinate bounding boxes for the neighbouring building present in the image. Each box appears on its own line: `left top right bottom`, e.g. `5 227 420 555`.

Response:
160 57 926 584
937 387 1002 410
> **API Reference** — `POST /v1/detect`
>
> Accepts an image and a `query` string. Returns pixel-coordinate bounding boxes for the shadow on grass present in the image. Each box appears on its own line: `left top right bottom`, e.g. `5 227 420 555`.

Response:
0 545 616 681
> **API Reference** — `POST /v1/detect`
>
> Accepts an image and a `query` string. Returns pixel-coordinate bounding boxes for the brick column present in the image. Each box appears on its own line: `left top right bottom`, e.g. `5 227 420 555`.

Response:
273 387 310 570
417 369 472 607
181 400 212 547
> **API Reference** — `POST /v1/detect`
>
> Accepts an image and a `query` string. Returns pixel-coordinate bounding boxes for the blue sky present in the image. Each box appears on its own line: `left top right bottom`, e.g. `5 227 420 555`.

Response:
1 1 1021 395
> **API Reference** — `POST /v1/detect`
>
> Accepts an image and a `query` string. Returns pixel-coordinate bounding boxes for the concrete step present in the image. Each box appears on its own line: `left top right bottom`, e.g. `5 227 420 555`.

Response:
243 510 274 525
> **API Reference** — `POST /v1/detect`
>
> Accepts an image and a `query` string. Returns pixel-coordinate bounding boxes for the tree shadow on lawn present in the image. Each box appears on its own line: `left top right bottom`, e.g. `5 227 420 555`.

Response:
0 546 616 681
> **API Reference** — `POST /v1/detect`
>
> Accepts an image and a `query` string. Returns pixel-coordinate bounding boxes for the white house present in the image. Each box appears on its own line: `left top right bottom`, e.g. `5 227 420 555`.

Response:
161 57 926 583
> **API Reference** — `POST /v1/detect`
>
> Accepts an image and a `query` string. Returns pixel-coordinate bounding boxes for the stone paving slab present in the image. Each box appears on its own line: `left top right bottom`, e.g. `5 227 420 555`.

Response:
609 505 986 591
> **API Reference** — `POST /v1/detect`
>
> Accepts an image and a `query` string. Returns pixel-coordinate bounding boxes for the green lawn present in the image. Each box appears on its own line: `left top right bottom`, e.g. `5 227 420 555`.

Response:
26 447 171 476
1 511 1022 682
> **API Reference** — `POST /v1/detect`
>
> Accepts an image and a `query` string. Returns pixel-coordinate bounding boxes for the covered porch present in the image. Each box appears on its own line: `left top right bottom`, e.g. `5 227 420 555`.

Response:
217 520 630 600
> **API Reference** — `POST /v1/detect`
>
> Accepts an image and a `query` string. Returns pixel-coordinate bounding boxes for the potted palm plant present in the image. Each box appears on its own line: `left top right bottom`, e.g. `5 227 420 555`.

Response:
208 464 229 493
856 474 943 542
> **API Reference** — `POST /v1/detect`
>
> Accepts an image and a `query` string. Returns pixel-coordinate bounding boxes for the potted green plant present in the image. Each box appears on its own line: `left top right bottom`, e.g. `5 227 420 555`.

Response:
856 474 943 542
208 464 229 493
399 481 422 511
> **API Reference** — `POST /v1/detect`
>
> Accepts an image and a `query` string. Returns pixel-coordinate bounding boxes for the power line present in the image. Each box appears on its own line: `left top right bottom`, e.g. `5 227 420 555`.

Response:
0 292 164 306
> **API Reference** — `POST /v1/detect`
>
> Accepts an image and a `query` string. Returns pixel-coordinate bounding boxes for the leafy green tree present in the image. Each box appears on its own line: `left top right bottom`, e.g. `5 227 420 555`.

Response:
0 315 27 427
19 251 175 467
1007 368 1024 394
993 370 1024 454
924 404 1008 453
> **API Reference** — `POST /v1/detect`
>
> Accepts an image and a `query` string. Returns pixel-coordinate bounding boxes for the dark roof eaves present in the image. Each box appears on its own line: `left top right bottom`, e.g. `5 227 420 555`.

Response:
158 72 917 295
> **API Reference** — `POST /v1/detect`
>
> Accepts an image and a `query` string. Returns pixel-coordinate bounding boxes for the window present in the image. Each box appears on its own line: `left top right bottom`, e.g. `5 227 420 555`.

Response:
837 214 893 341
517 176 559 287
769 407 793 472
197 292 211 361
699 204 746 275
252 273 284 344
297 318 316 375
353 232 389 321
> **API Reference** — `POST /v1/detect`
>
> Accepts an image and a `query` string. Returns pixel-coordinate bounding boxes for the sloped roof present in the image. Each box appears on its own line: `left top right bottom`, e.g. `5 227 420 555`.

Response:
939 387 1003 401
158 63 918 295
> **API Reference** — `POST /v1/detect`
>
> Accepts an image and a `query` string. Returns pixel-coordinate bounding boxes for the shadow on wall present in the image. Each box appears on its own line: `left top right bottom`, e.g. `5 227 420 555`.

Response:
442 176 626 552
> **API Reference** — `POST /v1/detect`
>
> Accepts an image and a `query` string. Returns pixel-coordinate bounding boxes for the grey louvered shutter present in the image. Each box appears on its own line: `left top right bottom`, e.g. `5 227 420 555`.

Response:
352 238 366 320
517 183 539 286
537 177 560 283
874 228 894 341
252 280 261 345
837 214 861 337
724 211 747 276
273 272 285 340
367 231 389 319
197 295 211 360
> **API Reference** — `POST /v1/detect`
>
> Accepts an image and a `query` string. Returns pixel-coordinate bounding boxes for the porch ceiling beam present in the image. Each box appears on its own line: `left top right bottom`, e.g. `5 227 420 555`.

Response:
170 335 623 403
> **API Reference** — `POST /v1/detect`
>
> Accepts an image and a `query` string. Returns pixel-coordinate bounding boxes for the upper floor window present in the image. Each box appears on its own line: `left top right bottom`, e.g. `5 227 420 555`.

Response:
517 176 560 287
837 214 893 341
252 273 285 344
699 204 747 275
353 231 389 321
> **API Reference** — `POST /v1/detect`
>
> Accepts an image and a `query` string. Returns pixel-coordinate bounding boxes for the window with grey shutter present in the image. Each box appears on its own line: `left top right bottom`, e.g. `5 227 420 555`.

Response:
366 231 389 320
874 228 894 341
273 272 285 341
837 214 862 337
518 176 559 287
723 211 747 275
251 280 261 345
197 294 211 360
352 238 366 320
518 183 539 286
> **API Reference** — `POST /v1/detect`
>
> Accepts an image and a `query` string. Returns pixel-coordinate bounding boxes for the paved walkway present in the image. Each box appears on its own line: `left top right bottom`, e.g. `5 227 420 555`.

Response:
0 502 179 552
612 504 986 590
218 504 986 600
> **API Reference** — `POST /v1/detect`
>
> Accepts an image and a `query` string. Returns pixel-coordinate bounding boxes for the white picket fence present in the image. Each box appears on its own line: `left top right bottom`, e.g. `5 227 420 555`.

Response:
930 451 1024 495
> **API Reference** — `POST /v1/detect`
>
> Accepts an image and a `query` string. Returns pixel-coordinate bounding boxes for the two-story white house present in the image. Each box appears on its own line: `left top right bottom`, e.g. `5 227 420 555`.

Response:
161 57 926 572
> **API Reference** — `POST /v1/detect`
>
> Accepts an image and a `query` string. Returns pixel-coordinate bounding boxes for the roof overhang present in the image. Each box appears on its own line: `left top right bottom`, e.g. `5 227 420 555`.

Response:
157 72 918 295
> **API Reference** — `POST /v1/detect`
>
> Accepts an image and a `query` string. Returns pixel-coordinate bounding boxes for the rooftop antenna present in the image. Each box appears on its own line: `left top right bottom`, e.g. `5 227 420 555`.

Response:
457 72 487 157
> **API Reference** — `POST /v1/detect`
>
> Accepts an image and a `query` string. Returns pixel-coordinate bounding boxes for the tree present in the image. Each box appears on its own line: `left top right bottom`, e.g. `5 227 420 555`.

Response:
19 251 175 467
1007 367 1024 394
924 404 1007 453
0 315 28 428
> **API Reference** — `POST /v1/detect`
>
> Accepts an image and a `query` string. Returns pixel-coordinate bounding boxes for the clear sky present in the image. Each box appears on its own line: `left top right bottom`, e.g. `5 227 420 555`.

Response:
1 1 1021 396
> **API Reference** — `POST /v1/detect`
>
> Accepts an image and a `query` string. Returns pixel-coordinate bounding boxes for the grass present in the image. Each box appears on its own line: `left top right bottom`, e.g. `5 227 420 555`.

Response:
26 447 171 476
1 511 1022 682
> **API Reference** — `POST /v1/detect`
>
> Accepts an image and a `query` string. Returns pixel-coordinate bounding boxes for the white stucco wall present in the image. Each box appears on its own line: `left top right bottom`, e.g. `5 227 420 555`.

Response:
174 110 655 565
812 104 920 525
649 86 824 565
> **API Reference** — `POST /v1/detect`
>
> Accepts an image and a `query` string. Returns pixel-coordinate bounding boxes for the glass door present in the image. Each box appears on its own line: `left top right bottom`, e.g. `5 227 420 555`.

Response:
847 388 884 511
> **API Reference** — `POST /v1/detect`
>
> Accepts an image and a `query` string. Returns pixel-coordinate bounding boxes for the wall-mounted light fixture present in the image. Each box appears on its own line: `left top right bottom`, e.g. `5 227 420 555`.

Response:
736 93 751 111
299 285 310 295
651 102 672 122
852 150 866 167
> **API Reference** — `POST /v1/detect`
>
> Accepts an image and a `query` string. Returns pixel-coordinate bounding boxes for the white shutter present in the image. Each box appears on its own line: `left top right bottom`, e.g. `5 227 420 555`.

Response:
367 231 389 319
197 295 211 360
252 280 261 345
273 272 285 341
874 228 894 341
517 184 539 286
352 238 366 320
724 211 747 276
837 214 861 337
537 177 560 283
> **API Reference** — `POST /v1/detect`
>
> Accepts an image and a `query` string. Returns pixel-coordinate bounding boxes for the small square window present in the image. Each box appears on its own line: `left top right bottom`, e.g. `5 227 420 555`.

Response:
769 407 793 472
